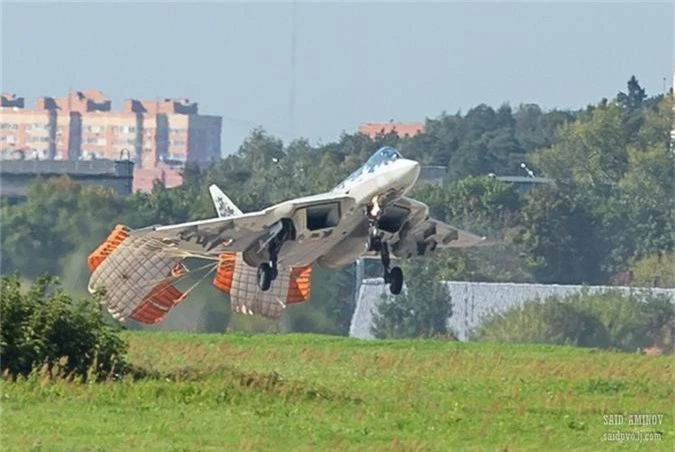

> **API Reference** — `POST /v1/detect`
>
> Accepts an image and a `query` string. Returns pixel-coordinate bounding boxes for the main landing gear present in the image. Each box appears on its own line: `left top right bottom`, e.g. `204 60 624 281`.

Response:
369 230 404 295
257 219 293 291
257 262 275 292
381 242 404 295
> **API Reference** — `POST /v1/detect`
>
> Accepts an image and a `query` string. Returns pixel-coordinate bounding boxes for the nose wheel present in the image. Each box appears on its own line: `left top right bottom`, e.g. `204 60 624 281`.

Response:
379 241 404 295
387 266 404 295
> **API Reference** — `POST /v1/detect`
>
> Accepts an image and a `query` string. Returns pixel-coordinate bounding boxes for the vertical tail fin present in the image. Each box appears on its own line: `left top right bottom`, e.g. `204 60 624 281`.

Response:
209 184 243 218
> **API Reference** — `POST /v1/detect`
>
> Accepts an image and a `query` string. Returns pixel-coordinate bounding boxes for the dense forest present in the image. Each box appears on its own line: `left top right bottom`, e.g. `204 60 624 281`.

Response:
2 77 673 336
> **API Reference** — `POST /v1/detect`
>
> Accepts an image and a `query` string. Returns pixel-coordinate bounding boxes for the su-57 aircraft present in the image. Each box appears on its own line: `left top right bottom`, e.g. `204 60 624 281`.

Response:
87 147 489 324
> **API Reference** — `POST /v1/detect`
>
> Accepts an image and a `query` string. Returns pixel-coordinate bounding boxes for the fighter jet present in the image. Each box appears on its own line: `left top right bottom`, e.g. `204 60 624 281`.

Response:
88 147 488 323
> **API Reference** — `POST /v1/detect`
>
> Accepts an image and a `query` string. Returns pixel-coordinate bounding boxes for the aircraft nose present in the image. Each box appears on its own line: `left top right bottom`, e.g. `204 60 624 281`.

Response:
400 159 421 185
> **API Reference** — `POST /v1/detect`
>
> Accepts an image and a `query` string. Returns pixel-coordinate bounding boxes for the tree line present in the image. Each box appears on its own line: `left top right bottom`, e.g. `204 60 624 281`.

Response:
1 76 672 336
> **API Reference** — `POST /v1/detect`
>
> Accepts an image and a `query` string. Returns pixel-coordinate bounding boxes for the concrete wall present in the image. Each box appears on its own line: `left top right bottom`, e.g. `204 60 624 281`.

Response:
0 159 134 199
349 278 675 341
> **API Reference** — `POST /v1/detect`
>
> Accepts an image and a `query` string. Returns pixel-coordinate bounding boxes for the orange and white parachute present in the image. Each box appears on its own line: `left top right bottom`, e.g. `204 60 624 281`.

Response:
87 225 313 324
213 252 311 319
87 185 312 324
87 225 190 324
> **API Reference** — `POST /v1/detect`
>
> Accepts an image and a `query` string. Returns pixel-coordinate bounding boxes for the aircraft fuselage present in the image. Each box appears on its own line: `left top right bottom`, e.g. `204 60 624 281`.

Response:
267 147 421 269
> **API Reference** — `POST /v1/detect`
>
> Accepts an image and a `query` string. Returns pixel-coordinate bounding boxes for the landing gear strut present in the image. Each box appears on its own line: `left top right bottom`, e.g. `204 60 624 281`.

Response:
257 219 293 291
368 210 404 295
379 241 404 295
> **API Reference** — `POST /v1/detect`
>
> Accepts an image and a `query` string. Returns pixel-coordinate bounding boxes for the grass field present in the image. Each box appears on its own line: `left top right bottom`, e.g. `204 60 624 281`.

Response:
2 332 673 451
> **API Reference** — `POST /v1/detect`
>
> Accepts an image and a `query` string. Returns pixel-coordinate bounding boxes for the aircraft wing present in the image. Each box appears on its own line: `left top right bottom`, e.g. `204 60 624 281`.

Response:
370 196 491 259
130 193 357 259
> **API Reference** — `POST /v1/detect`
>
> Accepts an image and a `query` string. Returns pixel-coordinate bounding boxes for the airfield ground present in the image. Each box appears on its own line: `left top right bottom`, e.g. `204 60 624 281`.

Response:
2 333 672 451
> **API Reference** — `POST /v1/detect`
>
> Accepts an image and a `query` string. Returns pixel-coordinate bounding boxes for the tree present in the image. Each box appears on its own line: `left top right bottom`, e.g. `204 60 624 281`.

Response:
529 92 673 279
617 75 647 111
411 176 531 283
532 101 628 200
517 185 605 284
371 259 453 339
630 253 675 288
1 177 127 278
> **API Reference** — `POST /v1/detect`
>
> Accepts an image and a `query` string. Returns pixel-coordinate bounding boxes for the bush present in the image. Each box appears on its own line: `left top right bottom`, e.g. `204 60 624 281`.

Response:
565 289 672 351
471 299 610 348
0 274 129 380
630 252 675 288
471 289 674 353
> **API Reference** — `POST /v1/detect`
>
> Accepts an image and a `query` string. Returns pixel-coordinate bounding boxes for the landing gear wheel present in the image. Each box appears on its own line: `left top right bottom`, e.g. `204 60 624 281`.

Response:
389 266 404 295
257 263 273 291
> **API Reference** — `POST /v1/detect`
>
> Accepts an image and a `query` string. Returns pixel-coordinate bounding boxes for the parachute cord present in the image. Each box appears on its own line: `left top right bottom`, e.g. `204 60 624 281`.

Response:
136 236 222 262
180 263 218 300
166 260 219 285
121 262 218 312
142 260 219 299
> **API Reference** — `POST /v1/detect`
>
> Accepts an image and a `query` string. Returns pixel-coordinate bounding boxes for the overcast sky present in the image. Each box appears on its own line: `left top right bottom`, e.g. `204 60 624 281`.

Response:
2 1 673 155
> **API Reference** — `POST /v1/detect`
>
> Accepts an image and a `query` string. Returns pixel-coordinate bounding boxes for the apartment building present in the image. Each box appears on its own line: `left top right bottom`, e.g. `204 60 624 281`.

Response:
1 94 55 160
0 90 222 169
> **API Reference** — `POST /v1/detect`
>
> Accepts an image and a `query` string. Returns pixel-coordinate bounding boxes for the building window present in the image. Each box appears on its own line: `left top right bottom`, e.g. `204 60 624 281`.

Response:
169 153 186 161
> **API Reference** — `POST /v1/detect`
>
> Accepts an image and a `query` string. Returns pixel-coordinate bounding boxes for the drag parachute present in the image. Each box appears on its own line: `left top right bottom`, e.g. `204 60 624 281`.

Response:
87 224 313 325
88 225 190 324
213 252 311 319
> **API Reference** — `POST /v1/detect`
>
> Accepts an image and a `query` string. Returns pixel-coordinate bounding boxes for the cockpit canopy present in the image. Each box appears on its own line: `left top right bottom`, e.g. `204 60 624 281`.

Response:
333 147 404 191
362 147 403 174
366 147 402 168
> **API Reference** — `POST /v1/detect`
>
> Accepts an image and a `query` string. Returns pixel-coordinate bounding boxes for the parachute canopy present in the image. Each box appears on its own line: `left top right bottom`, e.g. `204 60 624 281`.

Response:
88 224 312 324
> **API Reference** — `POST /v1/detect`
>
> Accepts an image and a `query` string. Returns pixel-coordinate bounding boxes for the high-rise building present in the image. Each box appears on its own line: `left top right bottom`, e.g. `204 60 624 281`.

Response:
0 90 222 170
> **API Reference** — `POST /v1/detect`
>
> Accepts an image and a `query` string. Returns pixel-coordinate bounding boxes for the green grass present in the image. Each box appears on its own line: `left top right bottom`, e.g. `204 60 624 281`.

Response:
2 332 673 451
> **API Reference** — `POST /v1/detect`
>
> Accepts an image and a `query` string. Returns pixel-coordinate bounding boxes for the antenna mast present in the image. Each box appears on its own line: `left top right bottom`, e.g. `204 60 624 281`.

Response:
289 0 297 139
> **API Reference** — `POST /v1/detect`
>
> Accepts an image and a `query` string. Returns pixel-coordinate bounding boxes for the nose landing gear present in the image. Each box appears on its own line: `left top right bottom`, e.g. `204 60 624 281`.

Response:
387 266 404 295
367 210 404 295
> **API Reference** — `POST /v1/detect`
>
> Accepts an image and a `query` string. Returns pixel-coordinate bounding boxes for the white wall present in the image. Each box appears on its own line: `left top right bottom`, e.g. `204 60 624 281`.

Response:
349 278 675 341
